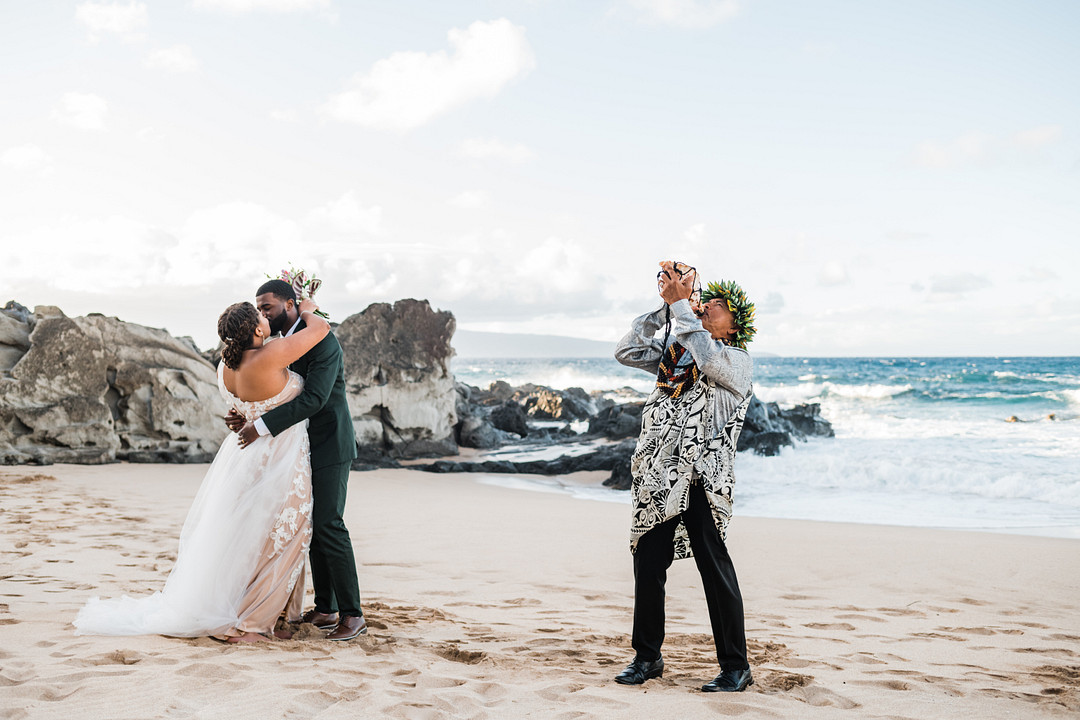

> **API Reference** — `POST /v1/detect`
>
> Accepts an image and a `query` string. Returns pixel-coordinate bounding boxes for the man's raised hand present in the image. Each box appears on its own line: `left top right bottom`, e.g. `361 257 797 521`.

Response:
658 261 696 305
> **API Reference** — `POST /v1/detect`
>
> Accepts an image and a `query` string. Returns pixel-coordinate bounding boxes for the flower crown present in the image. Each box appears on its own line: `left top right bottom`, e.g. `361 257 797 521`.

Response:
700 279 756 349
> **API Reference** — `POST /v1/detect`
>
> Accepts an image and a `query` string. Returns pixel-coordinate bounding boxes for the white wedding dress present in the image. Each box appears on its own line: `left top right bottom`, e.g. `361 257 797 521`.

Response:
74 365 313 638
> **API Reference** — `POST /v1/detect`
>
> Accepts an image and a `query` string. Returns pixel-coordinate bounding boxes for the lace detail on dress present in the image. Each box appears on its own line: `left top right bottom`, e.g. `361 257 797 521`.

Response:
269 433 314 558
217 363 305 421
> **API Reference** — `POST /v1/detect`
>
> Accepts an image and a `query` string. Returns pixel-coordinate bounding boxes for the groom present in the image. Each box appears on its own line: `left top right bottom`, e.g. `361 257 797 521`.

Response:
227 279 366 641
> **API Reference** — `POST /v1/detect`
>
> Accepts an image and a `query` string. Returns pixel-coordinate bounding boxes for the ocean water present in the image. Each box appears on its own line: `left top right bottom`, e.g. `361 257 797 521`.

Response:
453 356 1080 538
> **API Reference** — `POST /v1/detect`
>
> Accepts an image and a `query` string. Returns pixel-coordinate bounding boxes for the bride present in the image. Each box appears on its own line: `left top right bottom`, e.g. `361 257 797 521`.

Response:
74 298 329 642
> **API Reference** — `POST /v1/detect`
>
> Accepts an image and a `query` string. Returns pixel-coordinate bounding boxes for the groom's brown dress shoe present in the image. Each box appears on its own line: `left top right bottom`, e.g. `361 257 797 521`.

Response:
300 609 339 630
326 615 367 641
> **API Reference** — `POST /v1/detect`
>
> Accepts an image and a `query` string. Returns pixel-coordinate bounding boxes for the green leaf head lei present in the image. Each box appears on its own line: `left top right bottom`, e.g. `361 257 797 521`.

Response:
699 279 757 350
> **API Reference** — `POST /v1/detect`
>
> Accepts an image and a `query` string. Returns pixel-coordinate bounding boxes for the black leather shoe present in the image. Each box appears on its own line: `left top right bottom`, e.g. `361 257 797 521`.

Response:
614 656 664 685
701 667 753 692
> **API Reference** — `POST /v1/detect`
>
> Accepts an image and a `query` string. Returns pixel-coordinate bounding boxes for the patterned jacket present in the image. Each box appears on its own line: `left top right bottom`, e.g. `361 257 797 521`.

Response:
615 300 753 559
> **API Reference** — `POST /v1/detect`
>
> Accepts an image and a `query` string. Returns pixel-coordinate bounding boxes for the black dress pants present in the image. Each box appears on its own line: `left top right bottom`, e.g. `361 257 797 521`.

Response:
632 481 748 671
309 460 363 618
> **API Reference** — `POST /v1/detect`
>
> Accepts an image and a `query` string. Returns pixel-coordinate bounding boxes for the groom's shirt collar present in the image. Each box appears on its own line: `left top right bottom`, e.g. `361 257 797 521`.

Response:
285 314 303 338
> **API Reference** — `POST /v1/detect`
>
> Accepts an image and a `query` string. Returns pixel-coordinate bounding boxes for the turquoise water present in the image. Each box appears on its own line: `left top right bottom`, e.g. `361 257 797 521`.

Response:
452 357 1080 537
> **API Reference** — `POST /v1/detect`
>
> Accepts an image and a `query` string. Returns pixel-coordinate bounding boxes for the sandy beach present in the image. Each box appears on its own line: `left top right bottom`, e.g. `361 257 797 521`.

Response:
1 463 1078 719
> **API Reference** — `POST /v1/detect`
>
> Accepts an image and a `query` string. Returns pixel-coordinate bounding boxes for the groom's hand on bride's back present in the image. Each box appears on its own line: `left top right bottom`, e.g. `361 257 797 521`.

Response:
224 408 245 433
236 421 259 449
224 408 261 449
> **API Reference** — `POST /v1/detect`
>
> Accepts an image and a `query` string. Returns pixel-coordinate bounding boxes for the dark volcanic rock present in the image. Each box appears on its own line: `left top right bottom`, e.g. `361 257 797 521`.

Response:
336 299 458 462
588 403 643 440
417 439 637 476
741 430 794 457
490 400 529 437
603 455 634 490
738 396 833 455
468 380 514 407
783 403 835 439
513 384 596 420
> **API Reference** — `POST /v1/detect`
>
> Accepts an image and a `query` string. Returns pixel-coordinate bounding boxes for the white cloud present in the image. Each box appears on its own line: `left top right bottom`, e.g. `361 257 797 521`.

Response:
1 197 365 296
165 202 303 284
322 18 535 131
929 273 991 295
915 132 991 169
1018 267 1058 283
628 0 739 29
270 109 299 122
1 145 54 176
1 216 171 292
817 261 849 286
136 126 164 142
1014 124 1063 149
191 0 331 13
343 255 401 298
756 291 785 314
52 93 109 130
145 45 200 73
306 191 382 236
518 237 592 297
449 190 491 209
75 1 148 43
916 125 1064 168
885 230 929 242
456 137 535 163
683 223 706 245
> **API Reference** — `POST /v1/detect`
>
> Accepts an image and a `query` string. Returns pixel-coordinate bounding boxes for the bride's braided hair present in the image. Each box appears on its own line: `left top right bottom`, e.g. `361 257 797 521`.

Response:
217 302 260 370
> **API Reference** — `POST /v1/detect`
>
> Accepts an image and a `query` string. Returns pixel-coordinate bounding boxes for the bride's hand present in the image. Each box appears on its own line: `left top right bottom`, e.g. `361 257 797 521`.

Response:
298 297 319 315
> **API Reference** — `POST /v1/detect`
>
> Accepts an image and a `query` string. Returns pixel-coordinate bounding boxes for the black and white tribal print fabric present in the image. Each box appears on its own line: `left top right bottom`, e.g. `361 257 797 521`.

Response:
629 378 751 560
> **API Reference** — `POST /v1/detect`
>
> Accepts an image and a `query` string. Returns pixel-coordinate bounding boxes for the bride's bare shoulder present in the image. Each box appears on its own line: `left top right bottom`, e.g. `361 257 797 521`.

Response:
226 354 290 402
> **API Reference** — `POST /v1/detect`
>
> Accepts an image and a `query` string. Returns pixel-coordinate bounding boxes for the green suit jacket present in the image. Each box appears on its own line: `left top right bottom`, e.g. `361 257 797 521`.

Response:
261 321 357 470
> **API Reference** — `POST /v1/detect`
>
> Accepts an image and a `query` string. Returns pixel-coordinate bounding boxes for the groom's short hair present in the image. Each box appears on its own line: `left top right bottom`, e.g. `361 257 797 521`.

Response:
257 279 297 306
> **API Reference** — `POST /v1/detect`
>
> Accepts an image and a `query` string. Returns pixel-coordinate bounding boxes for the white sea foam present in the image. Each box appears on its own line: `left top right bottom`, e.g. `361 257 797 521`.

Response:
753 381 913 406
454 356 1080 537
458 366 655 394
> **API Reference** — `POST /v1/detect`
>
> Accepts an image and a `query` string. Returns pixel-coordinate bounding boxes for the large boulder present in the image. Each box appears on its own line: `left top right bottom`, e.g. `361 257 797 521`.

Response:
490 400 529 437
512 384 597 420
738 396 834 456
588 402 643 439
336 299 457 460
0 303 228 464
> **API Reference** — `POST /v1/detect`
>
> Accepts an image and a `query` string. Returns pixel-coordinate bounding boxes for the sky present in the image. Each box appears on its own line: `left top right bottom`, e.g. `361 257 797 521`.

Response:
1 0 1078 356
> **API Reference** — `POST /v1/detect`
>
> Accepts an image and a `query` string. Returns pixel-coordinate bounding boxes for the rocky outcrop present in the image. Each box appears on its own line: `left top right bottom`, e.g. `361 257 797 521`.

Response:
588 402 644 440
421 439 636 476
1 298 461 468
738 396 834 456
428 380 836 489
511 384 600 421
452 385 524 450
0 302 228 464
336 299 458 462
